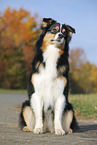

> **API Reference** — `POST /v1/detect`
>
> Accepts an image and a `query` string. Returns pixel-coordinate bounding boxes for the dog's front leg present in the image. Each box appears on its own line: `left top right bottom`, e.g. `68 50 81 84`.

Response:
30 93 43 134
54 96 66 135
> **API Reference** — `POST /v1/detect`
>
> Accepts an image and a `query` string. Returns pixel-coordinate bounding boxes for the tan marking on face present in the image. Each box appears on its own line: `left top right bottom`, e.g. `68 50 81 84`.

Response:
42 33 56 51
55 26 59 31
62 29 65 33
69 32 73 37
42 21 47 28
57 40 65 52
59 49 64 55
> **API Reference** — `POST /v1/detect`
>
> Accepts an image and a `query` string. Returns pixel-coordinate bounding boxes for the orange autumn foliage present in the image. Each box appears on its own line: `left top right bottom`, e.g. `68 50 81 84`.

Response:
0 7 40 89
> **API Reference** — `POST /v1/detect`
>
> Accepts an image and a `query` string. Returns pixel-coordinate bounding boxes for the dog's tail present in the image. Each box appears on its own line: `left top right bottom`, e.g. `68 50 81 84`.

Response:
65 102 79 132
19 100 30 130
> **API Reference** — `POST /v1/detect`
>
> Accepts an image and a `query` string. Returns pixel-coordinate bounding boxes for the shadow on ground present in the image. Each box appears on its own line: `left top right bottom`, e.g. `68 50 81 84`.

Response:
79 124 97 133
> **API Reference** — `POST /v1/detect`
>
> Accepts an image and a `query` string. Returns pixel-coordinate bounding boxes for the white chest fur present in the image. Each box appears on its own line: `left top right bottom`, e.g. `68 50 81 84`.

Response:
43 45 60 78
31 45 66 112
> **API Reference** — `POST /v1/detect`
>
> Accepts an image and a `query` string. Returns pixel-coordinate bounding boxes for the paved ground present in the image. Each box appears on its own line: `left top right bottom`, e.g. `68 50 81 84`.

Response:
0 93 97 145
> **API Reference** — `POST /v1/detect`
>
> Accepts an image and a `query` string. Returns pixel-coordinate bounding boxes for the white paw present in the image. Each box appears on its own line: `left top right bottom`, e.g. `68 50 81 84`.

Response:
33 128 43 134
55 129 65 135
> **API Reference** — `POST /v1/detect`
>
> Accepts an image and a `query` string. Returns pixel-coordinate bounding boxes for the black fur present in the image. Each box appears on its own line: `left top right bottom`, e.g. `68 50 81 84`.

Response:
71 114 79 132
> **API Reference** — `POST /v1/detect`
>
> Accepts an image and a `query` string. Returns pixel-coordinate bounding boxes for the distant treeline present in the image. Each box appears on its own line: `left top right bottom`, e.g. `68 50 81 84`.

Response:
0 8 97 94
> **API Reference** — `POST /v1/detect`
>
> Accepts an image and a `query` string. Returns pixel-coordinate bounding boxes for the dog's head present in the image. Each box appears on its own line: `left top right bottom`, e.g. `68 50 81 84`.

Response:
41 18 75 51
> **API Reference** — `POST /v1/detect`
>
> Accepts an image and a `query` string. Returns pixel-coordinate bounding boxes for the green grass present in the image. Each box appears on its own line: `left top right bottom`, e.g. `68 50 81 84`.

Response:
0 89 27 93
69 94 97 120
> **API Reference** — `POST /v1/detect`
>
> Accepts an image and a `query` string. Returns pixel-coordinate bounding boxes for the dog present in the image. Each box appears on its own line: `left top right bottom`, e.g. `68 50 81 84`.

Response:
19 18 78 135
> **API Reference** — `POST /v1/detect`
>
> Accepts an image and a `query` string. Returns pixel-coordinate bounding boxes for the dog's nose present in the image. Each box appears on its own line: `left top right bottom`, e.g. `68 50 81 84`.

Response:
58 33 63 39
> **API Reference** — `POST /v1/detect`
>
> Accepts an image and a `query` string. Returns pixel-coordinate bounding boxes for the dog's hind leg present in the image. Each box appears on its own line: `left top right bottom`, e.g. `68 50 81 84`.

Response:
62 103 79 133
62 110 73 134
23 106 35 132
19 100 35 132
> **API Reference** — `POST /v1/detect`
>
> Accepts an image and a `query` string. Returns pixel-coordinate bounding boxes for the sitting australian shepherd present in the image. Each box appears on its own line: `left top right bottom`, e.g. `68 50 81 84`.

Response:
19 18 78 135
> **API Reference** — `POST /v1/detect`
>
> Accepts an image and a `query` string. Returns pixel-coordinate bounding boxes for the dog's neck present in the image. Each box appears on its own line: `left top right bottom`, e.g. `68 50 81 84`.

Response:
42 45 60 78
43 45 60 65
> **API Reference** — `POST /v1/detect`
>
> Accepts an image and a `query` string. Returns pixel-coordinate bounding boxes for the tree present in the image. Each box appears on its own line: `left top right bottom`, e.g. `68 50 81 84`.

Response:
0 7 40 89
78 62 97 93
69 48 97 93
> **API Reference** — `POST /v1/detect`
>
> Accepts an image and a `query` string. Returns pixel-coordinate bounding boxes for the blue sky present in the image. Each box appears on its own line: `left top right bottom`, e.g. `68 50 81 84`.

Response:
0 0 97 65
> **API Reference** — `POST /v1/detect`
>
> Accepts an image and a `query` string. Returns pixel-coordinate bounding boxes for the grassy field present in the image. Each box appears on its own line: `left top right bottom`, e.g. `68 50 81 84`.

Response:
69 94 97 120
0 89 27 93
0 89 97 120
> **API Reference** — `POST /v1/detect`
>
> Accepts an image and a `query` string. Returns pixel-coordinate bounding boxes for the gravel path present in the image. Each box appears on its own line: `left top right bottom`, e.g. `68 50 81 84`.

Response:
0 93 97 145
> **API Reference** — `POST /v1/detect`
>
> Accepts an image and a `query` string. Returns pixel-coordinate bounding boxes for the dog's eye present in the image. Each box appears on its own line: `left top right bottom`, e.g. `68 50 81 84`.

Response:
51 28 57 33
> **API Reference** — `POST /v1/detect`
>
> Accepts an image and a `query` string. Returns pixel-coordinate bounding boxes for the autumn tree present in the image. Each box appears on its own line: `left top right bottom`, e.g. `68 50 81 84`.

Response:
69 48 97 93
76 62 97 93
69 48 86 93
0 7 40 89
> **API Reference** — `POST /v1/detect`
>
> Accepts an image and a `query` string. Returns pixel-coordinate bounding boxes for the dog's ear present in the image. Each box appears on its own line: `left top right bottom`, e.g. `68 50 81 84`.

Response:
41 18 56 30
66 25 75 42
66 25 76 37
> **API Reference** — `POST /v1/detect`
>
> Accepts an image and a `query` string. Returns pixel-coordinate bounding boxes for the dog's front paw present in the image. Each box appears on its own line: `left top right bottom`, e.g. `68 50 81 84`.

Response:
34 128 43 134
55 129 65 135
